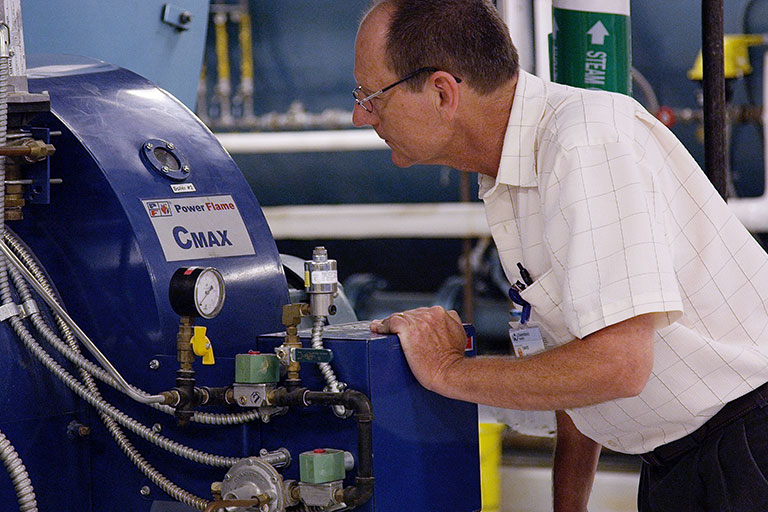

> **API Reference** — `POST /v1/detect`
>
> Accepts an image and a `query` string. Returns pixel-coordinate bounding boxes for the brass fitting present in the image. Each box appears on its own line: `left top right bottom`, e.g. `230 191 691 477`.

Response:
177 316 195 370
281 303 309 385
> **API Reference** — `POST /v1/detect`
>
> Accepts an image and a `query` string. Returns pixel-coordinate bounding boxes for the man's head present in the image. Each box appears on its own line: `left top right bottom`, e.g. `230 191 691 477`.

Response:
378 0 518 94
353 0 518 169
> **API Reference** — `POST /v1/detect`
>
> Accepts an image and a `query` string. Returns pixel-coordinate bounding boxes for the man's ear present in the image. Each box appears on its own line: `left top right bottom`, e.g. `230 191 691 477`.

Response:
428 71 460 122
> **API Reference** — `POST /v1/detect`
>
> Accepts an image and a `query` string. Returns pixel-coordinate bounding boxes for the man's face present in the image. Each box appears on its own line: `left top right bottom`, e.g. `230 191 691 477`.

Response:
352 8 444 168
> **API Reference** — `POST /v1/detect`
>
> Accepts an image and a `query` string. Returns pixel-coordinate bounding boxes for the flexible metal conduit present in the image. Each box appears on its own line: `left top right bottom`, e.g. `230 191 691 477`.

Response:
6 245 290 508
310 317 347 417
1 264 241 468
4 245 211 509
0 430 36 512
0 20 37 512
2 231 262 426
0 242 166 404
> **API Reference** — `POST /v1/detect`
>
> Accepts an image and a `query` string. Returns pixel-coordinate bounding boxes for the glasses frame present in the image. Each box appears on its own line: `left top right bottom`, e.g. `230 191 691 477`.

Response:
353 67 462 113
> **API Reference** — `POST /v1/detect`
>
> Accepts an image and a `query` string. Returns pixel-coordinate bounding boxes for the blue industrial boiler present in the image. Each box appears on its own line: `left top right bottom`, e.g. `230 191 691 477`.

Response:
0 53 481 511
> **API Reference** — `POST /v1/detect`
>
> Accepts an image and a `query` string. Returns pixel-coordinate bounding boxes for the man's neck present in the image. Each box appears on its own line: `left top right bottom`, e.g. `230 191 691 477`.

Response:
446 75 518 178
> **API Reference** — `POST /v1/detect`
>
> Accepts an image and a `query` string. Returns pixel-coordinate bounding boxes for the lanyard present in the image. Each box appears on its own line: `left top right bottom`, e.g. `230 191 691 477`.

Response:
508 262 534 324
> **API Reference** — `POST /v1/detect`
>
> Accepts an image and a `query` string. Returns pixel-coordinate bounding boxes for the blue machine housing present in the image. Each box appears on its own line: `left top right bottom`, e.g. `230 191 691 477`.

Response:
258 322 481 512
0 55 480 511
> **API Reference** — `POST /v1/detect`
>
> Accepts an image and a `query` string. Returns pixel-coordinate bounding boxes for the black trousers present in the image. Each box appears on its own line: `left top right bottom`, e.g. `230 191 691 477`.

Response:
638 404 768 511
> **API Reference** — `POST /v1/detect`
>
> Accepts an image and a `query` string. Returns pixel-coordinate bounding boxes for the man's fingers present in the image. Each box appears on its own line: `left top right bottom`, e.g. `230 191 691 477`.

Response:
369 319 387 333
370 312 410 334
447 309 462 324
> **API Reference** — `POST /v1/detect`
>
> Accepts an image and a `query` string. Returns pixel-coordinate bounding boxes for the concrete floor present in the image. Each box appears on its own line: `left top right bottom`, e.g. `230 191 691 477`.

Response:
498 464 640 512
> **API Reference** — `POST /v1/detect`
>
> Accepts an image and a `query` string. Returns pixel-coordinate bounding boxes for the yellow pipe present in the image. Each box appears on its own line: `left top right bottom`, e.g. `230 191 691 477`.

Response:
214 12 231 84
238 10 254 84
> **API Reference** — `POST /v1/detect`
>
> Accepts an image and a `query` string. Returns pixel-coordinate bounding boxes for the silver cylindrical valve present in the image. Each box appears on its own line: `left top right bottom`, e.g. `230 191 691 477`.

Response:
304 246 337 317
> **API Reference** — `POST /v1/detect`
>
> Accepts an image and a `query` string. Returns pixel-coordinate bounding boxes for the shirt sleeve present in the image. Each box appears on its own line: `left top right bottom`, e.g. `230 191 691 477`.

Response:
540 140 684 339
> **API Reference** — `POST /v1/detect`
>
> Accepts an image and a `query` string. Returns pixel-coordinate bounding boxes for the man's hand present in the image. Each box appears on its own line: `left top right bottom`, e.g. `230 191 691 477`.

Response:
370 306 466 392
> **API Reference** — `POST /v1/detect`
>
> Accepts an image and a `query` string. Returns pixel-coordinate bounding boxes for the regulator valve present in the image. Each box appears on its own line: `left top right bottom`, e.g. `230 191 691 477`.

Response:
304 246 338 318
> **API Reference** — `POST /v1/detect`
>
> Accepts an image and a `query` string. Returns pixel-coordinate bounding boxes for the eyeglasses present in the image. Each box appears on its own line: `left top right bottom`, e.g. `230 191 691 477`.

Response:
353 67 462 113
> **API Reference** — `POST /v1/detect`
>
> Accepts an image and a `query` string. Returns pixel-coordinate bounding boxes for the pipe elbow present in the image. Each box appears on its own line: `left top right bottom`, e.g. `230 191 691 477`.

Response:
343 477 375 508
342 390 373 421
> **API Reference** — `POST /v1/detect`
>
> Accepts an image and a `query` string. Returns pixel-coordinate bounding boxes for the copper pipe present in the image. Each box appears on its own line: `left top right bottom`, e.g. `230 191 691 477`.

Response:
203 496 269 512
0 146 35 156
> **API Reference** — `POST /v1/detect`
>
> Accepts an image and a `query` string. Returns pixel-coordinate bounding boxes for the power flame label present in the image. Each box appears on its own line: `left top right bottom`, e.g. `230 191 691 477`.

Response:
142 194 256 262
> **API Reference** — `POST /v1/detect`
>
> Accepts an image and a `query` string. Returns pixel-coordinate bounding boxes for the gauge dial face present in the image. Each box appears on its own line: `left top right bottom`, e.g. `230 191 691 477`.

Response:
195 268 225 319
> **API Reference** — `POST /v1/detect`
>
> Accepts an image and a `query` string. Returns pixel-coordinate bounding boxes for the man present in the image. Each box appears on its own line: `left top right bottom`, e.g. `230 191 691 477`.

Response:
353 0 768 511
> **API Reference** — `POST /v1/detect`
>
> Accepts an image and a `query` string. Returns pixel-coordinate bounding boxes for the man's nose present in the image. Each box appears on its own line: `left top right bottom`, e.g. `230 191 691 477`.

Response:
352 103 375 127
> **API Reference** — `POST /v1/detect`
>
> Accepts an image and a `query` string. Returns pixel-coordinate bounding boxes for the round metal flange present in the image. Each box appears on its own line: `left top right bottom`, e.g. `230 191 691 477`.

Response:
140 138 190 181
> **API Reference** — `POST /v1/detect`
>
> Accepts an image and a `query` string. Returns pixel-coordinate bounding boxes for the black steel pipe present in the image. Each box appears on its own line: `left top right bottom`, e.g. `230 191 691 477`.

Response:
701 0 727 198
271 387 375 508
173 368 196 426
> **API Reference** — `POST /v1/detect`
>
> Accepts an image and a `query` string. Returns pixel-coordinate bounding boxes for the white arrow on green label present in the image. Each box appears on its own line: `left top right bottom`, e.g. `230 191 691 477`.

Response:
587 21 609 45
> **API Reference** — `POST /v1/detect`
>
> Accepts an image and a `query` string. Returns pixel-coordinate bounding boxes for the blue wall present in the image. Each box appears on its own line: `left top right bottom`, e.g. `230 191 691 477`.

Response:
22 0 210 109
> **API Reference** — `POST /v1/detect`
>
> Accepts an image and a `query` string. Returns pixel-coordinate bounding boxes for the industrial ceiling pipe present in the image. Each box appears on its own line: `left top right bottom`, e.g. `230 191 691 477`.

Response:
702 0 728 199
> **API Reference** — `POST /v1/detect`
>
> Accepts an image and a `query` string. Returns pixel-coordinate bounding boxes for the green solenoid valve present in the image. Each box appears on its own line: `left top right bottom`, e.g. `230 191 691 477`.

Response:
299 448 346 484
235 352 280 384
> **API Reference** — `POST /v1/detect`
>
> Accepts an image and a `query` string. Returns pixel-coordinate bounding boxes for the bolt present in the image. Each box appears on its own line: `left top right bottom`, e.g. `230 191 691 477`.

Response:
328 304 337 315
148 359 160 370
67 420 91 438
182 165 190 172
165 142 175 150
161 165 170 173
179 11 192 24
140 486 151 497
238 395 247 405
145 142 154 150
152 423 162 433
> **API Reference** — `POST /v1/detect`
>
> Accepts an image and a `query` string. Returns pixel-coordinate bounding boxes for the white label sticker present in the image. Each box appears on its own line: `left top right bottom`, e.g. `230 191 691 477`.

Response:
142 195 255 262
311 270 337 284
171 183 197 193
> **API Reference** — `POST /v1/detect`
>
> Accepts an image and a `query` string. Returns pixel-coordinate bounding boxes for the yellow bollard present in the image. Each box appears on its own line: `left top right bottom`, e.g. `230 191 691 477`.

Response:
479 422 505 512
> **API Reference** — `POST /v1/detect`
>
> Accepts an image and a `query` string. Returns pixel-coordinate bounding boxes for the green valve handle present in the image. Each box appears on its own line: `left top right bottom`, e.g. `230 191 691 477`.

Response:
551 0 631 95
291 347 334 364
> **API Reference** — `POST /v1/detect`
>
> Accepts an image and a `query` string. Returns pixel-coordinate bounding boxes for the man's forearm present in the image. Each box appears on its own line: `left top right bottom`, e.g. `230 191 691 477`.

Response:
434 313 654 410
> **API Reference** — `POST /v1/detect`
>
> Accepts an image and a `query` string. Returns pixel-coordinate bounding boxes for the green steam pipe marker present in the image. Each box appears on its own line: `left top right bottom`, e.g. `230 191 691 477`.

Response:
551 0 631 95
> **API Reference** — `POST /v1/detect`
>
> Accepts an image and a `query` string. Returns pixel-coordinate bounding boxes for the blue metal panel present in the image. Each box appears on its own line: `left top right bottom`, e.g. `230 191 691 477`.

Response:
21 0 209 108
0 55 288 510
23 55 289 362
258 322 482 512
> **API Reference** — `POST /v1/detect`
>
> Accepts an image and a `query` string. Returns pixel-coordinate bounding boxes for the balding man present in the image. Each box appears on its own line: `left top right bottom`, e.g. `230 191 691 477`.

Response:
354 1 768 510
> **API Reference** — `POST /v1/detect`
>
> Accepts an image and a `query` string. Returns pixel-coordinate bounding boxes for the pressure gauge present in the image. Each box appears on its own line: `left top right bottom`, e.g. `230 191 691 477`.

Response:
169 267 226 319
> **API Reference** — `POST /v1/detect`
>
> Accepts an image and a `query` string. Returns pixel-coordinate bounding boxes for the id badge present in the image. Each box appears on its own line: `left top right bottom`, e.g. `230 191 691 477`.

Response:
509 321 546 358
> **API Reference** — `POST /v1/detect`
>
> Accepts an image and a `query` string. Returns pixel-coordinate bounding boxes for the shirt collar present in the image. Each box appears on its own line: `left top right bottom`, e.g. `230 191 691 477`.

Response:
479 70 547 198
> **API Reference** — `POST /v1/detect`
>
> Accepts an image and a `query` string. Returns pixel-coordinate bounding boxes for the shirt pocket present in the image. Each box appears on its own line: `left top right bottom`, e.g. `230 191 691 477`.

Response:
519 268 574 347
